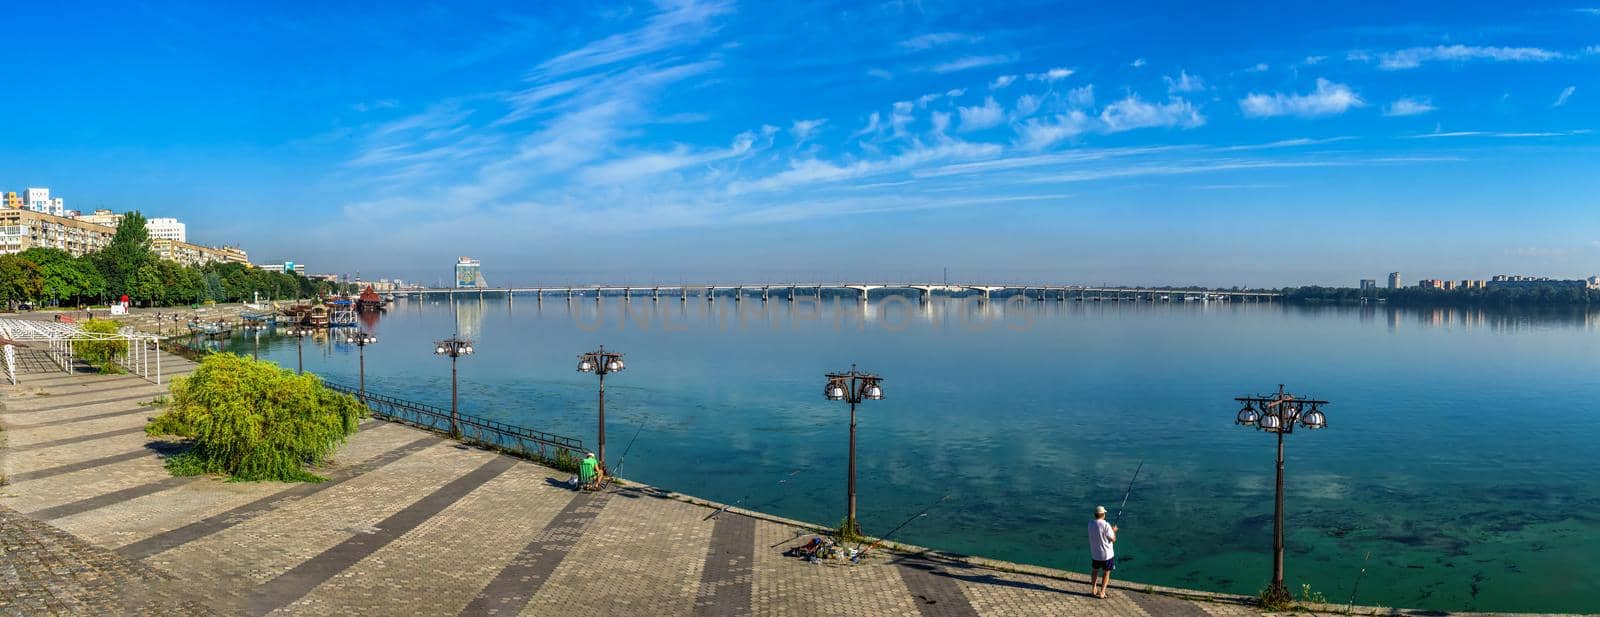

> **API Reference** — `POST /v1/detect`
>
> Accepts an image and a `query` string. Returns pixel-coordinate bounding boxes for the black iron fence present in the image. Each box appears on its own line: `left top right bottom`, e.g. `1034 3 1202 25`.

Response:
325 382 584 473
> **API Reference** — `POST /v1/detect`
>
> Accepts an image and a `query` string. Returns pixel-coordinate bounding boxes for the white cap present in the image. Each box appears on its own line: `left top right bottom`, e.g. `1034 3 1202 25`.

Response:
1095 506 1107 515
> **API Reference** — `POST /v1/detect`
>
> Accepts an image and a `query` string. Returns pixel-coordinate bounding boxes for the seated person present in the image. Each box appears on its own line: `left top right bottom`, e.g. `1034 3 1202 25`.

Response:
577 452 606 490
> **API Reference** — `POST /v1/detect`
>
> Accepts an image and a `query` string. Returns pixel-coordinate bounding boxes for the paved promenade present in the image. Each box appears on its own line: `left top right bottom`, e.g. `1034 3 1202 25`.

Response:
0 352 1576 616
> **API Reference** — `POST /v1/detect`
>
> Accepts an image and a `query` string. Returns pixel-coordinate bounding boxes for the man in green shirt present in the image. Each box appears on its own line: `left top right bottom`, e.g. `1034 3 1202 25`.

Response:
578 452 600 489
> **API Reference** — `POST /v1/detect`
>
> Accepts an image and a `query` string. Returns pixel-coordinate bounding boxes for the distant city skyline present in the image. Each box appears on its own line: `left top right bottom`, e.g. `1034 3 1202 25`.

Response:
3 1 1598 287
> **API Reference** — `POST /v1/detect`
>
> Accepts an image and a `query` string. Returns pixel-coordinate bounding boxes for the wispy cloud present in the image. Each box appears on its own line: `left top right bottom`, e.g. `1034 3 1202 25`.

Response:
866 68 894 80
1130 58 1146 68
931 54 1015 73
957 97 1006 132
1553 86 1576 108
1370 45 1564 70
1304 55 1327 65
1015 111 1093 150
790 119 826 142
1410 129 1591 139
989 74 1017 89
1240 79 1364 118
529 0 732 78
899 32 981 51
1067 85 1094 108
1576 8 1600 15
1163 70 1205 93
1244 63 1269 73
1027 67 1074 81
1099 95 1205 132
1384 97 1436 117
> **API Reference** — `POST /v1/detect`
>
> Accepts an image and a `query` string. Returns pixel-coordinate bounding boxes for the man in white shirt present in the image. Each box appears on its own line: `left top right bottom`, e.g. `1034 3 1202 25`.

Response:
1088 505 1118 598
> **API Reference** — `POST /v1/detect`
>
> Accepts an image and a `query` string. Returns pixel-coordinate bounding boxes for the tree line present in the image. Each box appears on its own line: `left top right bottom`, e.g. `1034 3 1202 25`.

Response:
0 211 355 309
1281 284 1600 306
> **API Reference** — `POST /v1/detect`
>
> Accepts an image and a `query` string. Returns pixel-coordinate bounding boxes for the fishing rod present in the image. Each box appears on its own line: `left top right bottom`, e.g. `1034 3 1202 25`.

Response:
705 468 802 521
1113 459 1145 527
610 415 651 478
854 493 953 559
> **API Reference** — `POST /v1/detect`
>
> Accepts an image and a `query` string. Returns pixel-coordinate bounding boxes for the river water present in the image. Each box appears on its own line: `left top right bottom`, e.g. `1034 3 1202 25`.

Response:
212 294 1600 613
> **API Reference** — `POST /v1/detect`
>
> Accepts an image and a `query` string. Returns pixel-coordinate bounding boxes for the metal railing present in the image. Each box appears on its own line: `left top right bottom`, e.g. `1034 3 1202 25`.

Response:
324 382 584 470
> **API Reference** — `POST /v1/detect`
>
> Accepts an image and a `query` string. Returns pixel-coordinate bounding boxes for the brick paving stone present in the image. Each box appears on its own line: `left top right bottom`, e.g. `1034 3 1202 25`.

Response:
457 491 611 616
512 487 712 617
694 512 756 617
105 427 433 556
0 504 223 616
278 461 577 616
148 441 496 609
247 456 518 615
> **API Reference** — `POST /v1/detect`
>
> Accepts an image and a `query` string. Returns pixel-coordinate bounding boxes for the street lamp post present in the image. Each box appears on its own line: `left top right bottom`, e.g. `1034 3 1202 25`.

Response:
285 326 313 374
824 364 883 535
345 330 377 402
434 337 474 438
576 346 625 468
241 319 269 360
1233 384 1329 605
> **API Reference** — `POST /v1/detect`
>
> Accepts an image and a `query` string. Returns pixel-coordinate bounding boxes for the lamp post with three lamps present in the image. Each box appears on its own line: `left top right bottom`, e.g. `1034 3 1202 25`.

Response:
824 364 883 535
1233 384 1329 605
241 319 269 360
434 337 473 438
576 346 625 468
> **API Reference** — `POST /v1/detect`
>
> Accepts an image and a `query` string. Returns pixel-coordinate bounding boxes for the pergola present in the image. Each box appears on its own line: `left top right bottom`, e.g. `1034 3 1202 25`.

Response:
0 318 164 385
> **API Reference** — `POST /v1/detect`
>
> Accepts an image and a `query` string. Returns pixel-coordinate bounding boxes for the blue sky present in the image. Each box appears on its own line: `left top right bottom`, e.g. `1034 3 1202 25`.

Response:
3 1 1598 287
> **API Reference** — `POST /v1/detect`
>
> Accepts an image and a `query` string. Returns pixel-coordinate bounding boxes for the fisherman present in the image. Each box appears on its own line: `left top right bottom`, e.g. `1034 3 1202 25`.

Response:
578 452 599 490
1088 505 1118 598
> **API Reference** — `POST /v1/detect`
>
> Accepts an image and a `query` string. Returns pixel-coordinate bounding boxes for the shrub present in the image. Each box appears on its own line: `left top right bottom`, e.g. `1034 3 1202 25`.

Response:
75 319 126 373
146 353 366 482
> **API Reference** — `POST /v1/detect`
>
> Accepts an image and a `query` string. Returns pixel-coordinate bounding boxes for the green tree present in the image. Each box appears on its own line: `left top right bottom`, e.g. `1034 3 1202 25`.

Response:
95 211 153 298
130 261 165 306
0 254 45 308
146 353 365 482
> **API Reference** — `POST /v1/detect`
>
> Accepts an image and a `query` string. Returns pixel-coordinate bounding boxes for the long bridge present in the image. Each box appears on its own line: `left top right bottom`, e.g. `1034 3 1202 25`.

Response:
392 284 1278 303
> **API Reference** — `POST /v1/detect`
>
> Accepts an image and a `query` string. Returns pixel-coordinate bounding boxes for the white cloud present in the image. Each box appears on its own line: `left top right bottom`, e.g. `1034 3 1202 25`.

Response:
1240 78 1365 118
1384 97 1436 117
1016 111 1093 150
866 68 894 80
1067 85 1095 108
790 119 826 142
1027 67 1074 81
1014 94 1041 118
1576 8 1600 15
1164 70 1205 93
931 55 1015 73
850 112 882 139
1410 129 1591 139
930 111 952 135
1099 95 1206 132
530 0 732 78
1553 86 1576 108
989 74 1018 89
890 101 915 136
1587 46 1600 56
1130 58 1146 68
899 32 982 51
957 97 1006 132
1245 63 1269 73
1373 45 1564 70
1304 55 1327 65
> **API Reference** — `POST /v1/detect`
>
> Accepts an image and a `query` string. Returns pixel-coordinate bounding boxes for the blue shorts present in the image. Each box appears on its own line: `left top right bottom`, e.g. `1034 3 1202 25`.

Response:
1092 558 1116 571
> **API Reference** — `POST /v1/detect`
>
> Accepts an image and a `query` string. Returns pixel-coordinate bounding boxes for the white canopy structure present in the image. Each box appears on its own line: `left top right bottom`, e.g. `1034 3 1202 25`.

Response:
0 318 163 385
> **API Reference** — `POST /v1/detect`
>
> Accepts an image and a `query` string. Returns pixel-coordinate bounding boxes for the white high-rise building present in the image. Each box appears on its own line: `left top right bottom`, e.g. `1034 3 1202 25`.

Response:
23 187 65 216
146 217 187 243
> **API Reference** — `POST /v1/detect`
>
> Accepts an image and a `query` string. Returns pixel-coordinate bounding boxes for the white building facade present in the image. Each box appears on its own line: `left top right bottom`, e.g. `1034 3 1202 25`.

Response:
23 187 65 216
146 217 186 243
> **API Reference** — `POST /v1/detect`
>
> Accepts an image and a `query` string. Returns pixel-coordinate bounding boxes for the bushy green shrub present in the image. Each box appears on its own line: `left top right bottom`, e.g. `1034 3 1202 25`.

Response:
75 319 126 373
146 353 366 482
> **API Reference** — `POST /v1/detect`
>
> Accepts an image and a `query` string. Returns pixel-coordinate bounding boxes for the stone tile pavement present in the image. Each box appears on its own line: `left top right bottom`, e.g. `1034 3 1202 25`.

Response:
2 352 1588 616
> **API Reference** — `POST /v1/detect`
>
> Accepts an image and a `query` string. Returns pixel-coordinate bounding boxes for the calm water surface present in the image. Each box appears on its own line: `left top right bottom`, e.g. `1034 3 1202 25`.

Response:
214 294 1600 613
